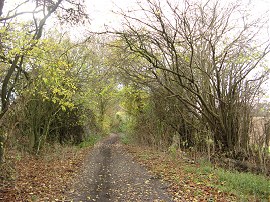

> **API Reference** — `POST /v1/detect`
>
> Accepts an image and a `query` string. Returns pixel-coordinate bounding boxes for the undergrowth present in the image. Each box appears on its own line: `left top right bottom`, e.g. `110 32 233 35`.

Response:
78 133 102 148
120 133 133 145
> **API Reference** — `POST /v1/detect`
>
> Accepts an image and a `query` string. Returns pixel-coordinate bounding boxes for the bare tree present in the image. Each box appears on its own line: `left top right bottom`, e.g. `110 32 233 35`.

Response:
116 0 270 156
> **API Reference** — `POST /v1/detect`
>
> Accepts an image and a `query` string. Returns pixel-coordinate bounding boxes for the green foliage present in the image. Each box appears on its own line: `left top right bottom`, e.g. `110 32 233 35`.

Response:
0 33 119 155
119 86 148 116
26 38 77 111
117 85 175 149
0 0 91 166
13 36 84 153
78 134 102 148
120 116 136 134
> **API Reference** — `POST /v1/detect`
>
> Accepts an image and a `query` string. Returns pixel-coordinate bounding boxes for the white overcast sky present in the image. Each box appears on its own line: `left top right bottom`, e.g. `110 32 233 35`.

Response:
3 0 270 37
85 0 270 98
2 0 270 97
85 0 270 31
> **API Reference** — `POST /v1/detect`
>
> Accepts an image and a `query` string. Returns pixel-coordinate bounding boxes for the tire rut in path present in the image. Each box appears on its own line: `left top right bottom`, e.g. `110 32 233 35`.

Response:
67 134 173 202
92 139 112 201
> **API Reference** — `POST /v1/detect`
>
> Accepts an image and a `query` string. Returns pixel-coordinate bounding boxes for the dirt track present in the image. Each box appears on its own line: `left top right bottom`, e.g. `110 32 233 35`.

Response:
67 134 173 201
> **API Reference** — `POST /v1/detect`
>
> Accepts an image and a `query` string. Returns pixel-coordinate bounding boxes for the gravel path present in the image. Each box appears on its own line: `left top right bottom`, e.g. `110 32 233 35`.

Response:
67 134 173 201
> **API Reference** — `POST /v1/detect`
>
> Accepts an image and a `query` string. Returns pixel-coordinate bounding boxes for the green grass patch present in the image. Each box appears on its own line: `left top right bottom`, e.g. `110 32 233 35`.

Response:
78 134 102 148
184 161 270 201
216 169 270 201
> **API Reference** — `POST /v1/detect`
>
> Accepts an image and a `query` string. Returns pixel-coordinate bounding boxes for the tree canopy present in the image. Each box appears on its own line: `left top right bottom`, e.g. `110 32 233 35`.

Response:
0 0 269 170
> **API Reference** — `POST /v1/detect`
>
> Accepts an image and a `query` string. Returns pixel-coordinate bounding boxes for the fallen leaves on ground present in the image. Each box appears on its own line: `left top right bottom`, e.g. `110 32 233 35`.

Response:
0 146 92 201
124 145 237 202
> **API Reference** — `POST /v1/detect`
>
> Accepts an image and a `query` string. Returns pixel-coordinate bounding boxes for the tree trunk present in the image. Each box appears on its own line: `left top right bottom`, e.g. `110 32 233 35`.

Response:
0 0 4 16
0 132 6 164
1 55 20 115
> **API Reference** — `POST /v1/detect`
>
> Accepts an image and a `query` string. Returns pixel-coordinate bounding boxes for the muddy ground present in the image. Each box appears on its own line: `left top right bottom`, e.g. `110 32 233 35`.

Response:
66 134 173 202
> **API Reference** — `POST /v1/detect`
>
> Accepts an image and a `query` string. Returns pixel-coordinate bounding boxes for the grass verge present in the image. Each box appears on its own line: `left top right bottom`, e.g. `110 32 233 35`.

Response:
215 168 269 200
125 145 270 201
185 160 270 201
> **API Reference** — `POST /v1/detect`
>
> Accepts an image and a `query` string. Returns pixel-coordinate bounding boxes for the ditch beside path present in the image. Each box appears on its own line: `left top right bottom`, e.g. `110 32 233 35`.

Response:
67 133 173 201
